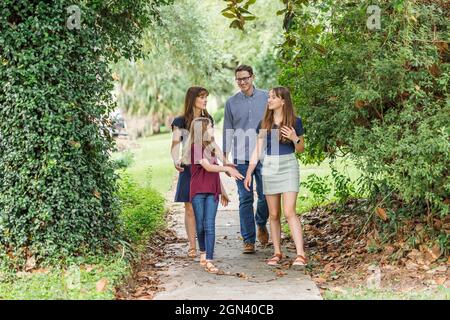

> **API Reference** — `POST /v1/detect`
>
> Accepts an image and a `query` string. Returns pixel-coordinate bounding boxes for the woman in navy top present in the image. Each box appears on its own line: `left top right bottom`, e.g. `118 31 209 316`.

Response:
170 86 214 259
244 87 308 269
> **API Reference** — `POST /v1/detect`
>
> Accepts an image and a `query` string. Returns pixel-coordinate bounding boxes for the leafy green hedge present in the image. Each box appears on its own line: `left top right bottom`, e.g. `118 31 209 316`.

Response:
118 174 165 244
0 0 167 267
0 170 167 299
278 0 449 217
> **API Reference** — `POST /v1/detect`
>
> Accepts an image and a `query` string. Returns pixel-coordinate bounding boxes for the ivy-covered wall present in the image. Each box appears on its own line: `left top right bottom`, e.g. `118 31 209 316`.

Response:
0 0 165 266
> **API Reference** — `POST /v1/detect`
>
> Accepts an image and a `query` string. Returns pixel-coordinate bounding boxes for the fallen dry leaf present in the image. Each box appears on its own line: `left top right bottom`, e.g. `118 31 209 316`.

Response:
434 41 449 54
433 277 447 285
375 207 388 221
313 277 327 284
276 271 287 277
112 72 120 81
324 263 334 273
407 249 422 261
96 278 108 292
32 268 49 274
135 295 153 300
133 287 147 297
330 286 346 294
430 244 441 261
84 265 95 272
354 100 366 109
433 219 442 231
405 260 419 271
236 272 250 279
384 245 395 255
25 256 36 272
427 64 440 77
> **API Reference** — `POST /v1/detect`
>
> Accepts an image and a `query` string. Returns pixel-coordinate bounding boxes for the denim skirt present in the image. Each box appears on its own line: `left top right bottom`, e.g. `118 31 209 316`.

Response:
174 164 191 202
262 153 299 195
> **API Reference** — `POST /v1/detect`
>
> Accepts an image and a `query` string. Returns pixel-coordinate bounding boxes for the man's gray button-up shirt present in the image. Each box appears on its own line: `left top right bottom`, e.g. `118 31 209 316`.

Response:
222 87 269 163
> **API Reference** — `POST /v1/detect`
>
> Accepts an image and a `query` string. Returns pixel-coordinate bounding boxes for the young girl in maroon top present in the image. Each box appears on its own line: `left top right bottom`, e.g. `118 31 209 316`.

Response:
183 117 243 273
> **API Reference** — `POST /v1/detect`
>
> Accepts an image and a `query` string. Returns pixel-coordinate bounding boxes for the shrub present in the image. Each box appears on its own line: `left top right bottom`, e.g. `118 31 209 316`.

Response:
113 151 135 170
278 0 449 217
301 174 332 206
0 0 167 266
117 173 165 244
331 166 357 203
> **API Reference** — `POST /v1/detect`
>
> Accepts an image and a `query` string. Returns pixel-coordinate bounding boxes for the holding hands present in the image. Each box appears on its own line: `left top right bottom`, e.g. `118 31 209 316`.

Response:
223 162 238 177
225 166 244 181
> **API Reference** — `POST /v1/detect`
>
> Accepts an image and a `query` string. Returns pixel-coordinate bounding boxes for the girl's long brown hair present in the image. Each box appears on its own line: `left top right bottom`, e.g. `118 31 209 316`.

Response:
181 117 216 165
260 87 296 143
183 86 212 130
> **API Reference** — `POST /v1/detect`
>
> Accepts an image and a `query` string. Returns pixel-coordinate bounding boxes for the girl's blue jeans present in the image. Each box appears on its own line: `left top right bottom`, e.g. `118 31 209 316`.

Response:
191 193 219 260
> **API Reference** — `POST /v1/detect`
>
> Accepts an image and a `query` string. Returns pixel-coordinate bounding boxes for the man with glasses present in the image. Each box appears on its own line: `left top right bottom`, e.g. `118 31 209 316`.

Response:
223 65 269 254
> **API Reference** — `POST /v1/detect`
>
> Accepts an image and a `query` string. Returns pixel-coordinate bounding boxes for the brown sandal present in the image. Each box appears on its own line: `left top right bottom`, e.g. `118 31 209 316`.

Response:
187 248 196 258
205 261 219 274
292 255 307 267
267 253 282 266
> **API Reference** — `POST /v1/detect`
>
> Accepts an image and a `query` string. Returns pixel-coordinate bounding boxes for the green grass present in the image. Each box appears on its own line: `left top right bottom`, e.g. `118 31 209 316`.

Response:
296 155 363 213
0 255 130 300
114 132 175 192
323 286 450 300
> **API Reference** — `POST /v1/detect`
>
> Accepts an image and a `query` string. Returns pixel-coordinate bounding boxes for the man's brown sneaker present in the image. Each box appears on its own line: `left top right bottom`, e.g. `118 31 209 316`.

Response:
243 242 256 254
257 225 269 246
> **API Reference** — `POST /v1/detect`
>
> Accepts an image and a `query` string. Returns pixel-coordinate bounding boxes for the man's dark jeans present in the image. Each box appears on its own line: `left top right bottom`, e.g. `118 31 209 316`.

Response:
234 160 269 244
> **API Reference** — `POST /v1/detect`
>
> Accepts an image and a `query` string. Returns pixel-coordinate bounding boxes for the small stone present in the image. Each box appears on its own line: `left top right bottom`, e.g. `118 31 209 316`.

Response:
384 245 395 255
426 266 448 274
155 262 167 268
435 266 448 272
405 261 419 271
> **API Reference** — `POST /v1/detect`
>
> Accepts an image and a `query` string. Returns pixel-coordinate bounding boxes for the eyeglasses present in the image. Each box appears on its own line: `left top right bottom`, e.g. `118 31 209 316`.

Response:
235 76 252 83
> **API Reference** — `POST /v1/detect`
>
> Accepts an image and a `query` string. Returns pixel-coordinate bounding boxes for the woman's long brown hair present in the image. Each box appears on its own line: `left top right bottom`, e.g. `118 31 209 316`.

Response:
183 86 212 130
260 87 296 143
181 117 216 165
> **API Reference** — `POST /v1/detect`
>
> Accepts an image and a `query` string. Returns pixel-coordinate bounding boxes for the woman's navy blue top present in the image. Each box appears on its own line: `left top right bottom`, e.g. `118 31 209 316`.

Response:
256 117 304 155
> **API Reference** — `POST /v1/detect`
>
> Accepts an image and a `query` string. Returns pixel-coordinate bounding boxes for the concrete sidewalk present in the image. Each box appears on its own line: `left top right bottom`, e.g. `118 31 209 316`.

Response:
153 172 322 300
